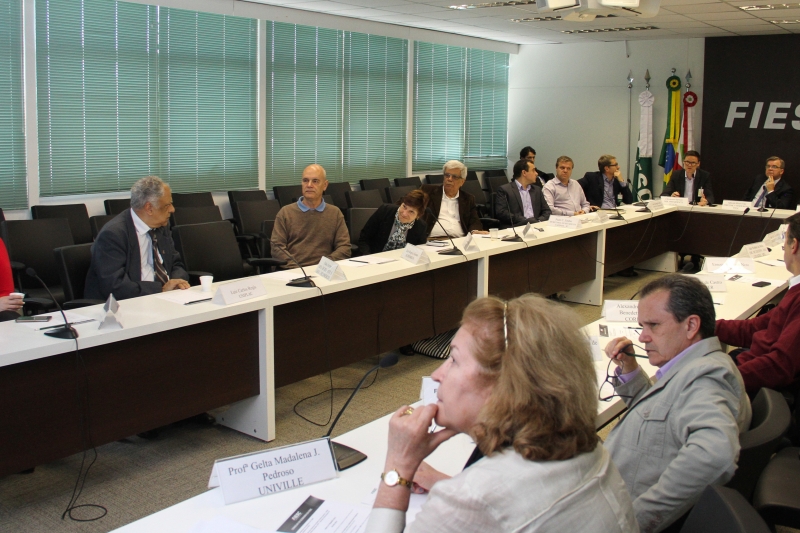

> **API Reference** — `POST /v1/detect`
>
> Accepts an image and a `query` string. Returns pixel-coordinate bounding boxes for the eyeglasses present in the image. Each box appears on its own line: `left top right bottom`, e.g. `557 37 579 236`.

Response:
443 172 464 181
598 344 649 402
766 165 782 170
683 160 699 166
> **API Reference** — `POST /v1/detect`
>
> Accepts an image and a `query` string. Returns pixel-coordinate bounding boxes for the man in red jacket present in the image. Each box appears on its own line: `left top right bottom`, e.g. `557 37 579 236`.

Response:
716 212 800 395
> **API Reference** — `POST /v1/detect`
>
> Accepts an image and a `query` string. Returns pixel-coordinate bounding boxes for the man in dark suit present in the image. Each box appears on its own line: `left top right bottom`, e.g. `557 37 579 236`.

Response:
494 159 551 227
579 154 633 209
520 146 552 185
421 160 486 238
743 156 796 210
662 150 714 205
85 176 190 301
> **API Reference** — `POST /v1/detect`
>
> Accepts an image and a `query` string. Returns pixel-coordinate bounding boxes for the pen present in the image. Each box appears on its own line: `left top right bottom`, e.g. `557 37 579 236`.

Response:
349 259 369 263
185 298 212 305
40 319 94 330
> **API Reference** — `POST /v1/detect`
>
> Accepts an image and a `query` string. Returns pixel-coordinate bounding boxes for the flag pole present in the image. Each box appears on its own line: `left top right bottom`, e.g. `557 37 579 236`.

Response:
627 70 633 184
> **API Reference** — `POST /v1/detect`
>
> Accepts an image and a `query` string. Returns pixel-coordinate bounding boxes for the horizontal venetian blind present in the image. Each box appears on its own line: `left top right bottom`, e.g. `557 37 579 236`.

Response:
464 48 508 170
0 0 27 210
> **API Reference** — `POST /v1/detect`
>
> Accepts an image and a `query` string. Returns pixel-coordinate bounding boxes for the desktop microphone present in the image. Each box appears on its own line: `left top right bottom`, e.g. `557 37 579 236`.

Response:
726 207 751 257
609 203 625 221
635 201 652 213
25 267 77 339
425 207 464 256
324 353 399 470
282 249 316 288
499 193 523 242
758 206 779 241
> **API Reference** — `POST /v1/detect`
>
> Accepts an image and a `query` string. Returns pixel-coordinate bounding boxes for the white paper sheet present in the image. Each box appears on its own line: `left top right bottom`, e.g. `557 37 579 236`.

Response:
17 310 96 330
155 289 214 305
189 515 273 533
756 259 785 268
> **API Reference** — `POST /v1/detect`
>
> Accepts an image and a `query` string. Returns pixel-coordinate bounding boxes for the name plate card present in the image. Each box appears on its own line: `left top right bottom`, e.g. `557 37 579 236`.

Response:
420 376 439 405
548 216 582 230
522 222 538 239
723 200 752 211
741 242 770 259
400 244 431 265
209 438 337 505
763 228 785 247
602 300 639 323
98 294 123 330
647 199 665 211
693 274 727 292
594 211 609 223
315 256 347 282
462 233 480 251
660 196 690 207
212 279 267 305
704 257 756 274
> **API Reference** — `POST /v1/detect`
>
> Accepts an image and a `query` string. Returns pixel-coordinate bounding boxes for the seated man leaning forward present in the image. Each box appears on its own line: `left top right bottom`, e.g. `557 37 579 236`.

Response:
85 176 190 301
366 294 638 533
270 164 351 268
579 154 633 210
542 155 591 216
494 158 551 227
421 160 488 239
604 274 752 533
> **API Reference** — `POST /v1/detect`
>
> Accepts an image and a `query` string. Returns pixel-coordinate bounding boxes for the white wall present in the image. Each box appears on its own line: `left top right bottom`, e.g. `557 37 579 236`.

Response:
508 38 705 196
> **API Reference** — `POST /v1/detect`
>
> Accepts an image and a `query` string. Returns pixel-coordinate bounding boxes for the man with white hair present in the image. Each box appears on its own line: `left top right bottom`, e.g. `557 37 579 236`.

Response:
421 160 487 238
85 176 190 301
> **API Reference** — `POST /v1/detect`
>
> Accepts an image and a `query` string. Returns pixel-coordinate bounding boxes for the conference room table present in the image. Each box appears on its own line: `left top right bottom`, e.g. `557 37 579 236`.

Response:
109 243 793 532
0 203 794 476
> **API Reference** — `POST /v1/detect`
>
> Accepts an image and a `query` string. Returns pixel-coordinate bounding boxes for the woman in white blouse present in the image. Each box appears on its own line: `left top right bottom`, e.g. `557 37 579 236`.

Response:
366 294 639 533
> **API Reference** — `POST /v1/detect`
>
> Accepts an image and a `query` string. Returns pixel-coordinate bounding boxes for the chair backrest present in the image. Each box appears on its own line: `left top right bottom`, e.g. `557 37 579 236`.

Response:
426 174 444 185
395 177 422 188
1 219 75 289
483 169 507 178
347 208 378 245
89 215 115 240
228 189 268 205
466 170 478 181
53 244 93 301
171 206 223 227
172 221 245 283
346 189 383 209
386 185 418 204
260 220 276 258
325 182 353 212
0 207 4 221
680 485 770 533
485 175 510 195
235 200 281 235
272 185 303 207
460 180 487 206
171 192 215 208
726 388 791 500
104 198 130 216
360 178 391 202
31 204 93 245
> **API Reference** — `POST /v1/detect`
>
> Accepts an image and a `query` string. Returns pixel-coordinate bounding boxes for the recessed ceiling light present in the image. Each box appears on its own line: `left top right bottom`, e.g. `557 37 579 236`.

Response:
510 14 618 21
450 0 536 9
561 25 658 33
739 3 800 11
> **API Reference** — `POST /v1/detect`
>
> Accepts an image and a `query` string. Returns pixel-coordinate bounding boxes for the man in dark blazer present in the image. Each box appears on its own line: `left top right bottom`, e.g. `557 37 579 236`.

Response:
579 154 633 209
520 146 552 185
743 156 796 210
421 160 486 238
662 151 714 205
85 176 189 301
494 159 551 227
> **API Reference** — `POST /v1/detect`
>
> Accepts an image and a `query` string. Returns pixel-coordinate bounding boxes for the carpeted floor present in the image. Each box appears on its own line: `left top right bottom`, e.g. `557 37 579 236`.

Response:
1 270 794 533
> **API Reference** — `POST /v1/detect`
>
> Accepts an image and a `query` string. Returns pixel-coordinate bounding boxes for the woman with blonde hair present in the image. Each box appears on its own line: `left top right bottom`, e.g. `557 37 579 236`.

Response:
366 294 638 532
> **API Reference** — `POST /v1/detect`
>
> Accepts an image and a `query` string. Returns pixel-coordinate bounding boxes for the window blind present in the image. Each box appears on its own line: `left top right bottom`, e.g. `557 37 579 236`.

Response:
0 0 27 210
464 49 508 170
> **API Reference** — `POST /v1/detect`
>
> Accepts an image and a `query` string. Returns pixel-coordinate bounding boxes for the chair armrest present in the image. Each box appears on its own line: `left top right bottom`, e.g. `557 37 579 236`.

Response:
10 261 25 271
63 299 105 310
480 218 500 230
235 234 255 243
350 243 361 257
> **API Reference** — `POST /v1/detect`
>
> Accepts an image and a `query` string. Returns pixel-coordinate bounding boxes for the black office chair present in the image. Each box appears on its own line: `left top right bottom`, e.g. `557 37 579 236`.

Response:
347 208 378 257
360 178 391 203
171 192 215 208
466 170 479 181
233 200 281 257
346 189 383 209
89 215 115 240
0 207 4 221
680 485 770 533
172 221 284 284
485 175 510 195
726 388 791 500
753 447 800 529
104 198 130 216
395 177 422 188
386 185 417 204
1 219 74 306
272 185 302 207
171 205 223 227
426 174 444 185
53 244 105 310
31 204 93 245
460 180 489 210
325 182 353 212
483 169 507 178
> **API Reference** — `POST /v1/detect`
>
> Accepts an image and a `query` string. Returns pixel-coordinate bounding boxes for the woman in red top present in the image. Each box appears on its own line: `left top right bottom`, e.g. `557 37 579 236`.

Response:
0 238 23 321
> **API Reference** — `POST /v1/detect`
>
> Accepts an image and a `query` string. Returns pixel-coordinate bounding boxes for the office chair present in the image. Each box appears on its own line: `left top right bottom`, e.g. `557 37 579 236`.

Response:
483 169 508 178
395 177 422 188
426 174 444 185
233 200 281 257
89 215 115 240
31 204 93 245
345 189 383 209
386 185 418 204
325 182 353 212
171 192 215 208
485 175 510 195
272 185 302 207
171 206 223 227
53 244 105 309
680 485 770 533
360 178 391 203
347 208 378 257
104 198 130 216
753 447 800 529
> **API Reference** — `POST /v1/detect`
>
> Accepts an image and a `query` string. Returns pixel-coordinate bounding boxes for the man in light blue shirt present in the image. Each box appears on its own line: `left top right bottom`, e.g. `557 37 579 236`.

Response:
542 156 590 216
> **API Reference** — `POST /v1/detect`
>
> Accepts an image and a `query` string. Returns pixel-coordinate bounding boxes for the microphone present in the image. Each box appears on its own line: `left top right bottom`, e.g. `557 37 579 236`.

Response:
325 353 399 470
609 203 625 221
726 207 751 257
283 249 316 288
758 207 778 241
499 192 523 242
425 207 464 256
25 267 77 339
629 262 694 300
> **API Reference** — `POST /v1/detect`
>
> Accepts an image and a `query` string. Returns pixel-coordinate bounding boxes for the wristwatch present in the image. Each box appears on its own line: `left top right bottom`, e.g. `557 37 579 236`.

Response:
381 470 412 489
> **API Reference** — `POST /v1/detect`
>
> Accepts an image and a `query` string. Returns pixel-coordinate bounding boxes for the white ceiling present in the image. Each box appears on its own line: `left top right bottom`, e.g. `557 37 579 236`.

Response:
244 0 800 44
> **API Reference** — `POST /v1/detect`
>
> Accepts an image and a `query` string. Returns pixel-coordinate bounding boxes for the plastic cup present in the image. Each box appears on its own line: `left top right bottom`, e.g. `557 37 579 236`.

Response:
199 276 214 292
490 228 499 241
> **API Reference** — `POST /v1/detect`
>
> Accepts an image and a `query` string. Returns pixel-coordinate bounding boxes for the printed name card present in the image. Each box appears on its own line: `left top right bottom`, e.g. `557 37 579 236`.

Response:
400 244 431 265
209 438 337 505
548 216 582 230
522 222 538 239
741 242 770 259
212 279 267 305
723 200 752 211
693 274 727 292
420 376 439 405
703 257 756 274
98 294 123 330
462 233 480 251
763 228 785 247
315 257 347 282
594 211 609 223
660 196 690 207
647 199 665 211
602 300 639 323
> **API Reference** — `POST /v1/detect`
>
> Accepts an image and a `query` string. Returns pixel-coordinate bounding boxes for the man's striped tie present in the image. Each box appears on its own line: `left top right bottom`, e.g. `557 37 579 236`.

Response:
149 229 169 285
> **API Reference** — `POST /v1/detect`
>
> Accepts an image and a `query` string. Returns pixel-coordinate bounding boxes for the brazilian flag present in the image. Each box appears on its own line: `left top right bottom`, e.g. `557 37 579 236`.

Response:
658 75 682 189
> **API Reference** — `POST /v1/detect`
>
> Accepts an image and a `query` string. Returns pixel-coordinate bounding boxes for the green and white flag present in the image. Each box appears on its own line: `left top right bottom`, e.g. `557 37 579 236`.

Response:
634 89 654 201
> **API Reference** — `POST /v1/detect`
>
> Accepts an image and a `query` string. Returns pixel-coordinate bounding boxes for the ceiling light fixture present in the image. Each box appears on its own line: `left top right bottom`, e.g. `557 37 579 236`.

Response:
770 18 800 22
510 13 618 21
561 25 658 33
738 3 800 11
450 0 536 9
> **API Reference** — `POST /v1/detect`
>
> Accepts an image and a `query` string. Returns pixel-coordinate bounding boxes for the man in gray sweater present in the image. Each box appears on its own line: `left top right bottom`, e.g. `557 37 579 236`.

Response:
270 164 351 268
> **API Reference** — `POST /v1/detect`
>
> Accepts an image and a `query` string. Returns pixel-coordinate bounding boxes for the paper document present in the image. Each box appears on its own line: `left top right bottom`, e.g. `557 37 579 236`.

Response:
361 487 426 527
18 311 96 330
756 259 785 268
189 515 273 533
155 289 214 305
278 496 370 533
